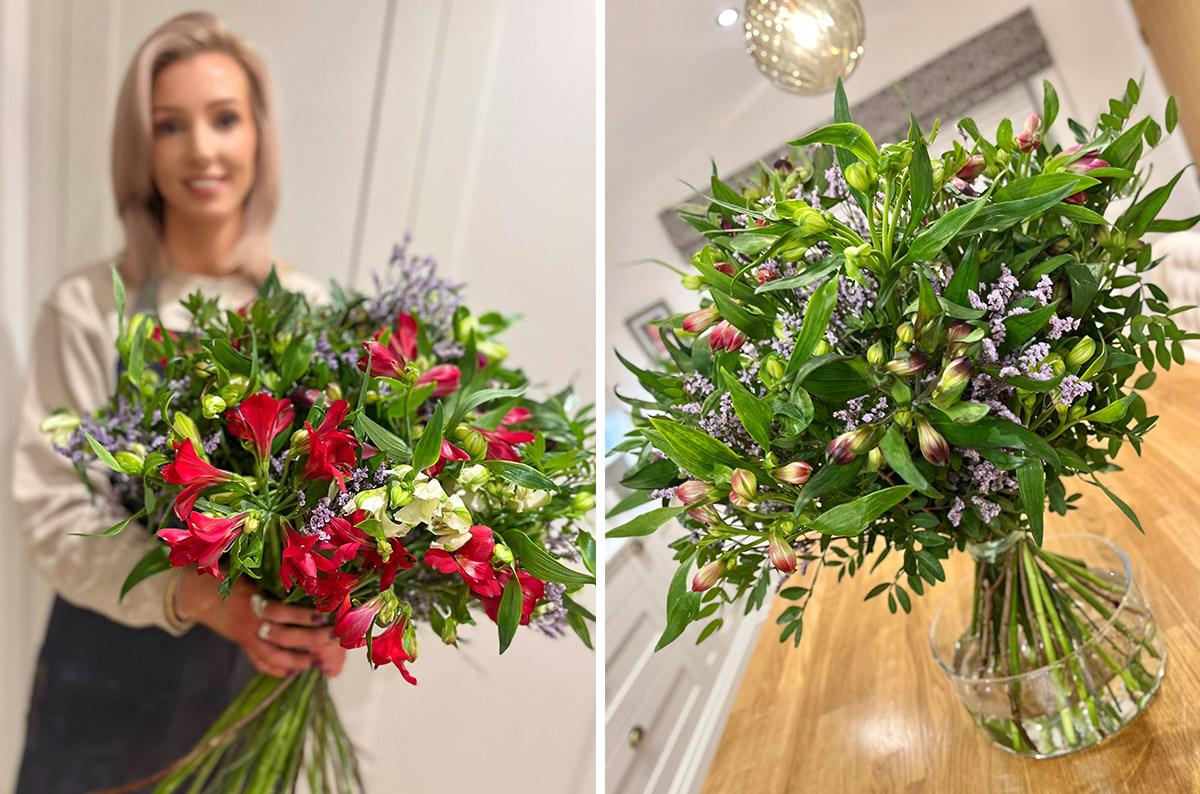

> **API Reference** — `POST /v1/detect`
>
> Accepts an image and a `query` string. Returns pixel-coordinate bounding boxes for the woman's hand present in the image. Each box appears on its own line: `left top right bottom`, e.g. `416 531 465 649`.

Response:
178 570 347 678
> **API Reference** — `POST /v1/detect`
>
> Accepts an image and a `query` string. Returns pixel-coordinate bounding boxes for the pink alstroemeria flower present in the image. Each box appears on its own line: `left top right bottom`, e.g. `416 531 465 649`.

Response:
161 439 236 520
358 312 420 378
333 593 386 650
157 511 248 579
226 392 295 462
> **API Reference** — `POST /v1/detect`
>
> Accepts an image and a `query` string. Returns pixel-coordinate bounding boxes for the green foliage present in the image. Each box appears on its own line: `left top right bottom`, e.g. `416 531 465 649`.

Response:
615 78 1189 650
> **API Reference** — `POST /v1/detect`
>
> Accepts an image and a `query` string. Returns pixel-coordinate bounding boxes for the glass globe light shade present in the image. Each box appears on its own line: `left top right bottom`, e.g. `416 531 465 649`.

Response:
744 0 865 95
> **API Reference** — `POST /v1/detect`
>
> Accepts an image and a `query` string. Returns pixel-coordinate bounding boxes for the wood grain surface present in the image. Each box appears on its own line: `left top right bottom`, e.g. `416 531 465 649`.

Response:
701 364 1200 794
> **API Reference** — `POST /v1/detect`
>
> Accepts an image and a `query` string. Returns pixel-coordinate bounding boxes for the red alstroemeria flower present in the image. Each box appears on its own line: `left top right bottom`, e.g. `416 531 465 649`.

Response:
157 511 248 579
280 523 339 591
333 594 385 650
226 392 295 462
416 364 461 398
304 571 360 619
358 312 419 378
480 570 546 626
370 616 418 685
325 511 416 590
299 400 359 490
475 425 535 462
425 439 470 477
161 439 236 520
502 407 532 425
150 326 181 368
424 525 502 597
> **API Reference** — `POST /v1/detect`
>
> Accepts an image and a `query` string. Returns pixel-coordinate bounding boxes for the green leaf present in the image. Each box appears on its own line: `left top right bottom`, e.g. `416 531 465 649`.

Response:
1055 203 1109 226
697 618 723 644
82 431 125 473
790 123 879 166
621 457 678 491
1083 394 1134 424
795 457 863 513
119 546 171 600
795 359 870 402
1017 459 1046 545
879 425 940 498
906 116 933 237
756 255 841 293
938 401 992 423
411 403 445 473
607 506 688 538
500 529 594 585
1043 80 1059 131
656 559 701 651
210 339 252 376
452 384 528 426
110 262 127 339
1166 96 1178 133
355 414 412 461
1100 118 1149 171
710 290 771 338
928 413 1061 471
649 417 744 480
483 460 558 491
1131 165 1192 237
279 335 317 388
1092 475 1143 533
809 486 913 536
992 172 1094 203
959 183 1083 237
721 367 773 452
72 507 146 538
999 301 1058 355
605 488 653 518
784 275 839 375
566 612 593 649
896 194 988 266
1148 213 1200 233
943 240 979 305
496 574 523 654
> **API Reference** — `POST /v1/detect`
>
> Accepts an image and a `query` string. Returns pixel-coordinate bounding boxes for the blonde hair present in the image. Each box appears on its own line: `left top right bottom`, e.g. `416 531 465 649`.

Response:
111 11 280 285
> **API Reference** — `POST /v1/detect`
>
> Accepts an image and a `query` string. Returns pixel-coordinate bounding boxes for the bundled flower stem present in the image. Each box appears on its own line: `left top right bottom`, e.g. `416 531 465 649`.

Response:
52 239 596 793
610 78 1192 753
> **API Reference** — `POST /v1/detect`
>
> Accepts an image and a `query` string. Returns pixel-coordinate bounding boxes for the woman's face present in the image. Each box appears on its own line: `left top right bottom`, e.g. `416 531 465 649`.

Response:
151 51 258 227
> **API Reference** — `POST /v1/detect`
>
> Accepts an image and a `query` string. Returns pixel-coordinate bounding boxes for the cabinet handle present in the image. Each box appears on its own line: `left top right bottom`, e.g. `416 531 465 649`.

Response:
629 725 645 747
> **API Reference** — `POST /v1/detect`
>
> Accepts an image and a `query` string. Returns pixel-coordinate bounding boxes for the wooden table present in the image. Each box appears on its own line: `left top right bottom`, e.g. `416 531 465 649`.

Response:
702 364 1200 794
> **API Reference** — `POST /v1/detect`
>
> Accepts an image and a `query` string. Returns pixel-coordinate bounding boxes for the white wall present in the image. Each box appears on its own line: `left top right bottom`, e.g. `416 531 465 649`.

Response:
605 0 1200 412
0 1 595 791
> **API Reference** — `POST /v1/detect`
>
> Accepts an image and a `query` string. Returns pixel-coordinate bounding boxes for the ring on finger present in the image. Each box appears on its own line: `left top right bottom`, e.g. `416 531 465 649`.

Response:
251 593 268 619
257 620 272 642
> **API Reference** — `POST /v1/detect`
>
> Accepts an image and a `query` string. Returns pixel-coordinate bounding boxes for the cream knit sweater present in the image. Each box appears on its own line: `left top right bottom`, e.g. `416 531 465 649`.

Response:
13 260 324 635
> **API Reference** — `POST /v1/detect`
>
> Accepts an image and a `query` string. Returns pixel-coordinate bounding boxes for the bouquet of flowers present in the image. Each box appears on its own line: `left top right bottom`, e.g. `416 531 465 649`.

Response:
47 240 596 793
610 78 1196 754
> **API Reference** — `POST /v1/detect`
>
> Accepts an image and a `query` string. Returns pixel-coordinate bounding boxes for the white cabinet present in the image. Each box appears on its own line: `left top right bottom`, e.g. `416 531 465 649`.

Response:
604 468 763 794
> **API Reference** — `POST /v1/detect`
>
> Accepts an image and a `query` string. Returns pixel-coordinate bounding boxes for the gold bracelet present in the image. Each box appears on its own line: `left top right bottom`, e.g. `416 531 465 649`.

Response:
164 566 195 632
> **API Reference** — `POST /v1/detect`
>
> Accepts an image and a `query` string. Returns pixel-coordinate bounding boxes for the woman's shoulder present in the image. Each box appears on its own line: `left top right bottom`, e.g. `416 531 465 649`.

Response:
40 259 123 325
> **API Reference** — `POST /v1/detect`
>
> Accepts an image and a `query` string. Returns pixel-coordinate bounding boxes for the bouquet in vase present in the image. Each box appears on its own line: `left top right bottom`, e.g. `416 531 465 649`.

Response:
610 78 1196 756
47 240 596 792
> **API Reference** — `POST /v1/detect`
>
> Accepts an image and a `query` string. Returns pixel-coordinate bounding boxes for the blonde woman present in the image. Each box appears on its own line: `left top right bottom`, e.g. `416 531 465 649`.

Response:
14 13 344 791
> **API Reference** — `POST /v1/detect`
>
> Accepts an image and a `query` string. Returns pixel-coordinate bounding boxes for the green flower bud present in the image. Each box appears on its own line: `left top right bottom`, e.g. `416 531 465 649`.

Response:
1067 337 1096 368
457 464 491 489
865 447 885 473
867 341 886 366
202 394 227 419
570 491 596 514
814 340 833 356
759 354 786 391
243 513 261 534
844 161 876 193
325 382 343 402
691 558 727 592
271 332 293 357
170 413 204 453
492 543 514 566
115 451 145 477
791 206 829 236
897 322 915 345
40 411 81 448
289 427 310 456
1068 403 1087 422
389 480 415 508
930 159 944 185
139 370 161 390
731 469 758 502
441 618 458 645
681 274 705 290
768 531 796 574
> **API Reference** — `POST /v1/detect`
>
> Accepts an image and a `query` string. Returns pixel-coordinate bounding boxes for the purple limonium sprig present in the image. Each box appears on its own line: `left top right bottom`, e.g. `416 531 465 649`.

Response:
1058 374 1094 406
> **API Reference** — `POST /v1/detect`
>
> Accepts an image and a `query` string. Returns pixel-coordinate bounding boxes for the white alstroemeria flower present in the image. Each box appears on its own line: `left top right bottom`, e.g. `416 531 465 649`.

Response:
346 487 387 516
428 494 473 551
503 485 551 512
458 463 491 489
396 475 447 526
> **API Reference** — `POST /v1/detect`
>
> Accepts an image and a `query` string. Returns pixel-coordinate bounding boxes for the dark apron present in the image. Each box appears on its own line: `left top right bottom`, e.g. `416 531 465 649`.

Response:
17 286 255 792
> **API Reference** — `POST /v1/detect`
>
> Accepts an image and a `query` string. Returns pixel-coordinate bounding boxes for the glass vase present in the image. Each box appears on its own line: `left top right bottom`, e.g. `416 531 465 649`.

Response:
928 533 1165 758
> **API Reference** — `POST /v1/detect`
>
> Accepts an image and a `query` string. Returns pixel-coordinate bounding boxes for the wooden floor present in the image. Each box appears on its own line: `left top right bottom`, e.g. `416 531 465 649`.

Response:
702 364 1200 794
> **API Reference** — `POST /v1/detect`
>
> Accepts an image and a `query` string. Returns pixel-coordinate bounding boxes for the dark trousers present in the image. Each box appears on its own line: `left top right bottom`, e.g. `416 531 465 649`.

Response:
16 597 253 793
